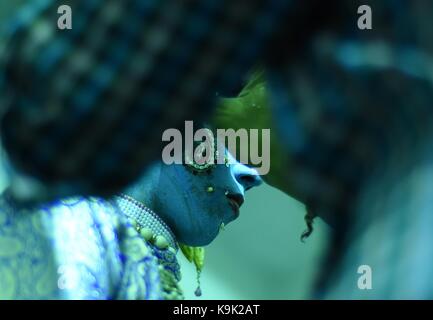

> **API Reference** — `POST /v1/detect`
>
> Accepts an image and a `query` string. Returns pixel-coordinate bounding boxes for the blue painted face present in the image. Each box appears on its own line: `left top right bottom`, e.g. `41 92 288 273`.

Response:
134 150 262 247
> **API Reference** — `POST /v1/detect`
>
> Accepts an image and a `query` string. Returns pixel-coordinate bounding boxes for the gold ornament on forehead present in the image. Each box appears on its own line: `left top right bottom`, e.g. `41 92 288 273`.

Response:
184 128 218 174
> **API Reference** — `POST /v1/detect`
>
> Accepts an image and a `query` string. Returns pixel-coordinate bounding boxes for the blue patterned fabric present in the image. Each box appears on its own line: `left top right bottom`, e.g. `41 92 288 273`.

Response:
0 194 163 299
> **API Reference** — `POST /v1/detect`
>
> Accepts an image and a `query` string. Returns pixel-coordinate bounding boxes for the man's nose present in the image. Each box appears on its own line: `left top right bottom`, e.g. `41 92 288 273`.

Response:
232 163 263 191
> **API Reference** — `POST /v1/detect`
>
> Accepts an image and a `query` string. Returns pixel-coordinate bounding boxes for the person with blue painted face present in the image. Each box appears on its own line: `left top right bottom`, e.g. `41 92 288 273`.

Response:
0 146 262 300
127 151 262 246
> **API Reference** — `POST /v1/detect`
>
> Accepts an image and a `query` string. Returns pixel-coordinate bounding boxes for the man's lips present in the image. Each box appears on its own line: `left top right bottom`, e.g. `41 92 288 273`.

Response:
225 193 244 216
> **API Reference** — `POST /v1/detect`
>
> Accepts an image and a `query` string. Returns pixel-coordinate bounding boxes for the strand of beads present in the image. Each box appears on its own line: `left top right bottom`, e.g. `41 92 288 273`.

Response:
130 219 183 300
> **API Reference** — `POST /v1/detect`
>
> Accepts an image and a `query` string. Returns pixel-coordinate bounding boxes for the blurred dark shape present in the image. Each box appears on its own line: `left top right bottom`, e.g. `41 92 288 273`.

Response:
214 0 433 298
0 0 291 200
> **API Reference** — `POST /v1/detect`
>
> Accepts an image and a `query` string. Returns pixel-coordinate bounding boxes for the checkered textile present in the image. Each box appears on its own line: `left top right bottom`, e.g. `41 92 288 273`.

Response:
0 0 290 197
265 1 433 298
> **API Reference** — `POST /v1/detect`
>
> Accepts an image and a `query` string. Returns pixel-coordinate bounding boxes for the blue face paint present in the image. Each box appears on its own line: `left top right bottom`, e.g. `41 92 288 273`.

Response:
127 149 262 246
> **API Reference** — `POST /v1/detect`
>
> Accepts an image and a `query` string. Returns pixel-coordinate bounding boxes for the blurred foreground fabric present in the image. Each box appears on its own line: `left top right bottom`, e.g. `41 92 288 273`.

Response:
0 0 290 198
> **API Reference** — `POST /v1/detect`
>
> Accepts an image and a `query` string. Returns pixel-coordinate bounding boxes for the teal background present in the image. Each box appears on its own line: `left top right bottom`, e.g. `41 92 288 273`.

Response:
179 184 329 299
0 2 330 299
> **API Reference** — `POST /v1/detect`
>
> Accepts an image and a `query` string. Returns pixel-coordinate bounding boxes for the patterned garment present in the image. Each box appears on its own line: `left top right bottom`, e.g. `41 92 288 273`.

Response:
0 193 165 299
0 0 290 198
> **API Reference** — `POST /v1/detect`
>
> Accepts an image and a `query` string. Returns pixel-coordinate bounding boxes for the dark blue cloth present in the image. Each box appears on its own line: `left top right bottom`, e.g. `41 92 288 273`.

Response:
0 0 290 197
